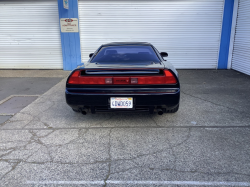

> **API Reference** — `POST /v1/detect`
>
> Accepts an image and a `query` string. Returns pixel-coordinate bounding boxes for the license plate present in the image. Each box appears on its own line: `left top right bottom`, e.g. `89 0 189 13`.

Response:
110 97 133 108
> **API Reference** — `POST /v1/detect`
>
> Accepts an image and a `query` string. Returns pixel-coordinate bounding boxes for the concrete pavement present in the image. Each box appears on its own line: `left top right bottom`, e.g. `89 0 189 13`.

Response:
0 70 69 131
0 70 249 186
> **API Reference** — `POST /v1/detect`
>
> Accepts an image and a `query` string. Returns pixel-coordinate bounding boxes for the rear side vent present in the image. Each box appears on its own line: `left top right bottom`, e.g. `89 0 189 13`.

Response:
68 69 177 85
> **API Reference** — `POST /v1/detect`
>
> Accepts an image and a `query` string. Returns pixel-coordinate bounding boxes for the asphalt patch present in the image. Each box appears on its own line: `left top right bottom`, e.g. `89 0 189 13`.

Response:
0 96 38 114
0 77 63 101
0 115 11 125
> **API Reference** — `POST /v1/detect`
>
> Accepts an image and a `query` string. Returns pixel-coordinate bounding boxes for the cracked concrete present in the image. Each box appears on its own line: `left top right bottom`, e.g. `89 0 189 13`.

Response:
0 70 250 186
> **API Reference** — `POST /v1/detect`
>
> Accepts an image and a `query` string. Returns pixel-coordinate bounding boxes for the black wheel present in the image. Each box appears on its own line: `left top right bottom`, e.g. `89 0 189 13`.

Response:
166 104 179 113
72 108 80 113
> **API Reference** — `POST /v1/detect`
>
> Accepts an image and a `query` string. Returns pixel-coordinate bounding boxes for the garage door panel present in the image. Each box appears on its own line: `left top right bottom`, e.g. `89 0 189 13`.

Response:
232 0 250 76
0 1 62 69
79 0 223 69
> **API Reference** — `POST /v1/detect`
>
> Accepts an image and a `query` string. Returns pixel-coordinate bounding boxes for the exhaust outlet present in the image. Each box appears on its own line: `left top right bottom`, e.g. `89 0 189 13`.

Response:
157 109 163 115
81 111 87 115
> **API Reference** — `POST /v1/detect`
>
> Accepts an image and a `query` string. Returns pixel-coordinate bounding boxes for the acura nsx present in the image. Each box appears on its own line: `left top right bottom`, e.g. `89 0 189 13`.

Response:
65 42 180 115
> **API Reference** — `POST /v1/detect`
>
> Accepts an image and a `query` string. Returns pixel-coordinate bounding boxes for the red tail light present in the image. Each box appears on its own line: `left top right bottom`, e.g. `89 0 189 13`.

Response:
68 70 177 85
113 77 130 84
68 70 80 84
164 70 177 84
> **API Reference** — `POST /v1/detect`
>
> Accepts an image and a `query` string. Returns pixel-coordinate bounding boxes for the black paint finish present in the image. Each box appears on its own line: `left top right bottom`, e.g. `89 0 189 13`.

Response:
65 43 180 114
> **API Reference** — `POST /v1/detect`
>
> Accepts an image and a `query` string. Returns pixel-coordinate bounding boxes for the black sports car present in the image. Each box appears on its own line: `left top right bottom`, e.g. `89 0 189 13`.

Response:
65 42 180 115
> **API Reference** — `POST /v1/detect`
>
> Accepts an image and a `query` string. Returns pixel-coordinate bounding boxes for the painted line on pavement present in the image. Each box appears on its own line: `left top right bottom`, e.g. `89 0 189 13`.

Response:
0 114 14 116
27 181 104 185
27 180 250 186
1 125 250 131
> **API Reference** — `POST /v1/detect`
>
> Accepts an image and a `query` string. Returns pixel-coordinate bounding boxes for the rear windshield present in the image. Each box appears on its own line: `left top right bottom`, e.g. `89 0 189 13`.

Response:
91 46 160 63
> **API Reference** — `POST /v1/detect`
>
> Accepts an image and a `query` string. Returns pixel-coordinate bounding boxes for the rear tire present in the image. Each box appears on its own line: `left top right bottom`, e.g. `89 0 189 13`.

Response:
166 104 179 113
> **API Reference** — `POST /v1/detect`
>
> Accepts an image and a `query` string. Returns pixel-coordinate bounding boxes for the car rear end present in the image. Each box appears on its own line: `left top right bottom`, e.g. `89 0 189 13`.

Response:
65 67 180 115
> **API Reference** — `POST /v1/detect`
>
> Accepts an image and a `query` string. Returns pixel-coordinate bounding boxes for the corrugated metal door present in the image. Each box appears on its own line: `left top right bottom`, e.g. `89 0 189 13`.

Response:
0 1 63 69
232 0 250 75
78 0 224 69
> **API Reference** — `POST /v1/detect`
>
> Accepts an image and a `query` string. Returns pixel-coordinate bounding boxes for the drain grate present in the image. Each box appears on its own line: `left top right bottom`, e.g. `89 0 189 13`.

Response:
0 96 38 114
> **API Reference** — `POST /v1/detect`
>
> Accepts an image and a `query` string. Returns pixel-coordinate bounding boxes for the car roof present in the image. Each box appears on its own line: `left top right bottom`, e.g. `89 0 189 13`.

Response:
102 42 152 47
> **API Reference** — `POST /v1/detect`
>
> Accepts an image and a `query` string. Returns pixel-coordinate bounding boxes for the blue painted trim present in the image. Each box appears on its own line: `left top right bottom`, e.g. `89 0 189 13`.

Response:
58 0 81 70
218 0 234 69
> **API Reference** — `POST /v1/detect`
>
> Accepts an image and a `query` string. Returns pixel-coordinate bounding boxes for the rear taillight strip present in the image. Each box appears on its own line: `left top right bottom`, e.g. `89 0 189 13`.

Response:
68 70 177 85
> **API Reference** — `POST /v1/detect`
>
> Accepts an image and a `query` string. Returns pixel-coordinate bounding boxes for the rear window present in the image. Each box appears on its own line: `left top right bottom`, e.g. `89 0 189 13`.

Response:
91 46 160 63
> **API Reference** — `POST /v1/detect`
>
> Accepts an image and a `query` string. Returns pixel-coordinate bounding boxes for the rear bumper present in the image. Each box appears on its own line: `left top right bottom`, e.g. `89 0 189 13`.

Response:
65 88 180 112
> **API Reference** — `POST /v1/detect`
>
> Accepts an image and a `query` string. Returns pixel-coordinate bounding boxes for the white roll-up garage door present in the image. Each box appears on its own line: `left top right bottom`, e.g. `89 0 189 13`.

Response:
232 0 250 75
78 0 224 69
0 1 63 69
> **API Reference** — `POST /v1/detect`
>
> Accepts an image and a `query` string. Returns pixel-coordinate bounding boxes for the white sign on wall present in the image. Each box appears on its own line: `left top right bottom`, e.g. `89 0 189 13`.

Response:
63 0 68 9
60 18 79 33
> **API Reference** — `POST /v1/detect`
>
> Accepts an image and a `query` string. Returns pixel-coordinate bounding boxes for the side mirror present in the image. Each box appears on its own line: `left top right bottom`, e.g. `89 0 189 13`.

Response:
160 52 168 57
89 53 94 58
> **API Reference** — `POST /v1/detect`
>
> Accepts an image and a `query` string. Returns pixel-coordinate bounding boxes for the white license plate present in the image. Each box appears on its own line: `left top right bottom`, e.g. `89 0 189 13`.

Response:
110 97 133 108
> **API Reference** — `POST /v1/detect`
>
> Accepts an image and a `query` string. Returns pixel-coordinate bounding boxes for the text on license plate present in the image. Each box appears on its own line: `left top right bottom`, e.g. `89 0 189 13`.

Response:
110 97 133 108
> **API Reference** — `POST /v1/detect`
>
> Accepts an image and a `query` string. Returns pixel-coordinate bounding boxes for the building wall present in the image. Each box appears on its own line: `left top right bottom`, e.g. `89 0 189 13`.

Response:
0 0 237 71
57 0 235 71
0 0 234 71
